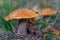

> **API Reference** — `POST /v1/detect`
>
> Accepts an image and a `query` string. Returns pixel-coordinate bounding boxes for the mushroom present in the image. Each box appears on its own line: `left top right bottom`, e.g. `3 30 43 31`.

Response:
38 8 57 16
5 9 39 36
42 8 57 16
5 9 39 21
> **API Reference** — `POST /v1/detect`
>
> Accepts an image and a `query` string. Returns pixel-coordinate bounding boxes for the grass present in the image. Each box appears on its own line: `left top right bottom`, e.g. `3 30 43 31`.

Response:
0 0 27 33
0 0 60 40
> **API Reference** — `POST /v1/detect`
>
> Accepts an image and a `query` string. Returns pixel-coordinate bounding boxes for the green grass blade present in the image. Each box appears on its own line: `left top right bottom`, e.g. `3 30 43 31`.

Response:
0 16 13 33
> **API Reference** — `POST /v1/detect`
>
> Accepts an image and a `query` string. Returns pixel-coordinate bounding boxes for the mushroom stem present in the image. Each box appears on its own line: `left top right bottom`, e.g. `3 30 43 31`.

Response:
17 20 27 36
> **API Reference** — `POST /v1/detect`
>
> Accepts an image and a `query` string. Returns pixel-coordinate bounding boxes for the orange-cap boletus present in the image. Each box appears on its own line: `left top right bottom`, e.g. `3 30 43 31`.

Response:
5 9 39 36
41 8 57 16
5 9 39 21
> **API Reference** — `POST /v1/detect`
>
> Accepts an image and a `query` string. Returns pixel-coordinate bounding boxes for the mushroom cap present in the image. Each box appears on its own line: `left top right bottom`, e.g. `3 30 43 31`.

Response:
41 8 57 16
5 9 39 21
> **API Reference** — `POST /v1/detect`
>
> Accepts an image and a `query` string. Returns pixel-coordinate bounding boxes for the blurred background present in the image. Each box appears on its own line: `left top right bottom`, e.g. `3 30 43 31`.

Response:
0 0 60 40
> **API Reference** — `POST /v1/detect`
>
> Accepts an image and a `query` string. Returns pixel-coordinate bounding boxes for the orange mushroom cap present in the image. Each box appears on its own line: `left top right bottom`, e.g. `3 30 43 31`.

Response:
41 8 57 16
5 9 39 21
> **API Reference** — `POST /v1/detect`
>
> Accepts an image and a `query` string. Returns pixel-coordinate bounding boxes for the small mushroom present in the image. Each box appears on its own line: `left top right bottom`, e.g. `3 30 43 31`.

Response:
5 9 39 37
39 8 57 16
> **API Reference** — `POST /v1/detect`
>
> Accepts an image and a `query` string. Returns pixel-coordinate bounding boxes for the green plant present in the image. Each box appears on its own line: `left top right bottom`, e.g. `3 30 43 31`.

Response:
0 0 60 40
36 10 60 39
0 16 13 33
0 0 27 32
